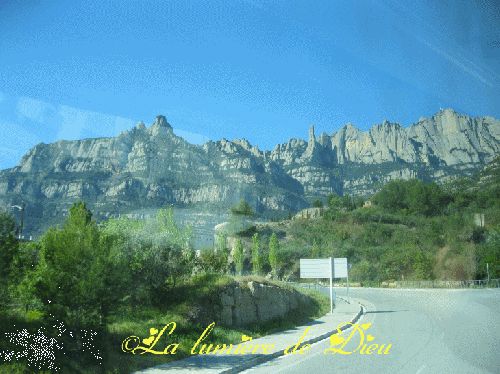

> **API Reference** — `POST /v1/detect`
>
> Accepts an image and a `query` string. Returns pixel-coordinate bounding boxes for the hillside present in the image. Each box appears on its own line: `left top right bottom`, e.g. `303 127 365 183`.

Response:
221 157 500 283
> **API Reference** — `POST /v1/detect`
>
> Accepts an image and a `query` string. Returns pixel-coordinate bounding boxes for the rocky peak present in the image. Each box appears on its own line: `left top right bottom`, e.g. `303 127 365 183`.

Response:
2 110 500 242
301 125 322 163
407 109 500 165
154 115 172 129
308 125 316 144
317 132 331 147
231 138 252 152
146 115 173 138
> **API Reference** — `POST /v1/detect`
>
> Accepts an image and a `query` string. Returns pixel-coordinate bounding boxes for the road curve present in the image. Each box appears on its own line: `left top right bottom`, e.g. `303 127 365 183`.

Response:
240 287 500 374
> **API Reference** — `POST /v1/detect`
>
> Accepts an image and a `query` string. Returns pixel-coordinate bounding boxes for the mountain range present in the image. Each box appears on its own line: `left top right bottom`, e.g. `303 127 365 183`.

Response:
1 108 499 241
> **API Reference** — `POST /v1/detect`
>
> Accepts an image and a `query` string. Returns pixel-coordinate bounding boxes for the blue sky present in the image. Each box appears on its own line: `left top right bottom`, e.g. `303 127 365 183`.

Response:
1 0 499 171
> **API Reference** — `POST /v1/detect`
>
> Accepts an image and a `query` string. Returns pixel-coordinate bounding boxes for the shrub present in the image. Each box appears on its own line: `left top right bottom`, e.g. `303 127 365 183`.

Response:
312 199 323 208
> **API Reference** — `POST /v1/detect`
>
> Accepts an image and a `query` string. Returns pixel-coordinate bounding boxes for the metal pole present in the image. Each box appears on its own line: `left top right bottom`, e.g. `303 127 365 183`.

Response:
347 261 350 304
330 257 333 313
487 263 490 283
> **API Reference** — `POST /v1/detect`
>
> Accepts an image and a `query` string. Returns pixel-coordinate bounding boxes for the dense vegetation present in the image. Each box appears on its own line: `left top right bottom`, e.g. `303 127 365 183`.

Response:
1 156 499 373
0 202 328 374
212 161 500 285
265 173 500 284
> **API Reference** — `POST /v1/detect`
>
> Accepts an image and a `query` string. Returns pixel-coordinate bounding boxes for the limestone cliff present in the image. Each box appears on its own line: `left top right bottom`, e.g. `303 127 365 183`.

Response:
1 110 499 241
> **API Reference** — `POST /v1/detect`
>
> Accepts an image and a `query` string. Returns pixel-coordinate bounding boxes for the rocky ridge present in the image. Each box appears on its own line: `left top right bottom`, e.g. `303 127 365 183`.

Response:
1 110 499 240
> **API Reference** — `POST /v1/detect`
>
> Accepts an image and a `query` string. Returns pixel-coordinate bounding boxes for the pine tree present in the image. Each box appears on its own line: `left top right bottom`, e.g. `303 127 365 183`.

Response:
28 201 114 359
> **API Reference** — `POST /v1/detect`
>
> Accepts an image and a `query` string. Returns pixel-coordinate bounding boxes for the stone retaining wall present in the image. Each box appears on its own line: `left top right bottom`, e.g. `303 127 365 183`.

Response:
219 281 313 327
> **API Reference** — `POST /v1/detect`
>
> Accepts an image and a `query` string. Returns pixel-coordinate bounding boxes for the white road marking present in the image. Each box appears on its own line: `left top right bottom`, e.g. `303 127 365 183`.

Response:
416 365 426 374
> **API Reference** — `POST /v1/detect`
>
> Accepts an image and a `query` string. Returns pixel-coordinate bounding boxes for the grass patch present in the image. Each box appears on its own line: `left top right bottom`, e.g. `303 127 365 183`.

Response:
0 273 330 374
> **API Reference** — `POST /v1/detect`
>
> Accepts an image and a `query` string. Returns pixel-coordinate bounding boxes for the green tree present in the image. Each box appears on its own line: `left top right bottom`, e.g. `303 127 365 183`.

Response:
197 246 227 274
425 182 445 216
234 238 244 275
109 207 197 306
311 239 321 258
381 246 412 281
476 232 500 279
0 209 20 309
356 196 365 209
26 201 115 358
288 210 292 220
312 199 323 208
252 233 262 275
10 241 43 312
412 250 434 280
341 194 354 211
406 179 428 215
217 229 228 253
372 179 408 212
327 193 342 208
268 232 281 278
230 199 254 216
213 229 229 273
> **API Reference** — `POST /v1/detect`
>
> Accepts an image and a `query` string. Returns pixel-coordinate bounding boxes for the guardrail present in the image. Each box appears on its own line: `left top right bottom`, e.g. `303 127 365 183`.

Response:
395 279 500 289
276 279 500 290
279 281 328 292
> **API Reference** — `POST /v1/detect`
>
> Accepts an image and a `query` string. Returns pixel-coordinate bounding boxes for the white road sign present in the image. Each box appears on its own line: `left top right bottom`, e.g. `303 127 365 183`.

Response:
299 257 351 310
300 259 331 278
333 258 348 278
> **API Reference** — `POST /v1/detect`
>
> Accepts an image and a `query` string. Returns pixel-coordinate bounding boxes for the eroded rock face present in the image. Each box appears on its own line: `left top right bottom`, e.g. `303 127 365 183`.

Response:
293 207 327 220
1 110 499 239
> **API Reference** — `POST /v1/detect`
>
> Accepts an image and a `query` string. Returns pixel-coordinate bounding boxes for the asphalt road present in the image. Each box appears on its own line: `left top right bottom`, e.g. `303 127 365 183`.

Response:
240 286 500 374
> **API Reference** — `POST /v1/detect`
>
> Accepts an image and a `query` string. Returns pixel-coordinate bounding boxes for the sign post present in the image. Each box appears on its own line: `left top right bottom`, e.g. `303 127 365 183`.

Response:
330 257 333 313
300 257 349 312
300 258 334 313
347 263 353 303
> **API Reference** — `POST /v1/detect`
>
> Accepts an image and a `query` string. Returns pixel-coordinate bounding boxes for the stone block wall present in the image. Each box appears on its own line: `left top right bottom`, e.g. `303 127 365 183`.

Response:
219 281 313 327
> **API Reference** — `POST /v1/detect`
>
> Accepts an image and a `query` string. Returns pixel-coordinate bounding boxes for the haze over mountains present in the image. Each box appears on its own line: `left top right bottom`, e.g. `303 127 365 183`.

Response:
1 108 499 242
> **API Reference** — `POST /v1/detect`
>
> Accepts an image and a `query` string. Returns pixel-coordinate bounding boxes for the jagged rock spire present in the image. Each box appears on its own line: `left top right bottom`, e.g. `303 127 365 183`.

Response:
153 115 172 130
302 124 322 163
308 125 316 145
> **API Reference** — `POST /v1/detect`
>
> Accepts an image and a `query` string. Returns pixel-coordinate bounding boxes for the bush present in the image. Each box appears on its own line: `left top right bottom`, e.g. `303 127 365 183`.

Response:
230 199 255 217
197 246 229 274
312 199 323 208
